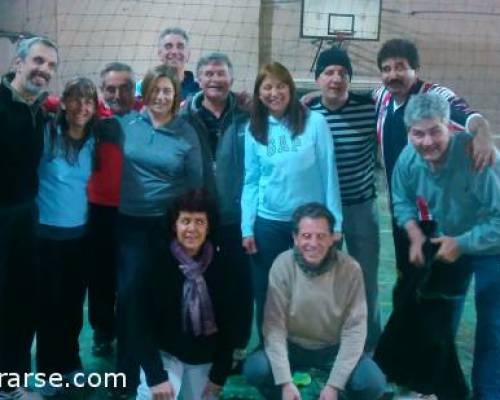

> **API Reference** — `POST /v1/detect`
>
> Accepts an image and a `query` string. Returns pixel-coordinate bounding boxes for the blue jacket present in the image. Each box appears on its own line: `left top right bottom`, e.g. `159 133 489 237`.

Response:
37 124 94 228
392 132 500 255
241 110 343 237
119 111 203 216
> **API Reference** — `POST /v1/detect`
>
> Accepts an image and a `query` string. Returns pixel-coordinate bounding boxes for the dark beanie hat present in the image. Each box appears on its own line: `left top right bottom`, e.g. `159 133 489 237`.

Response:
315 47 353 80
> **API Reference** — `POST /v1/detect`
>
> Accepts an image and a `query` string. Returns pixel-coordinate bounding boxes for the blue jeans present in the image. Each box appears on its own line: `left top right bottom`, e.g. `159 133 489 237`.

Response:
244 343 386 399
342 199 381 352
251 217 293 341
470 254 500 400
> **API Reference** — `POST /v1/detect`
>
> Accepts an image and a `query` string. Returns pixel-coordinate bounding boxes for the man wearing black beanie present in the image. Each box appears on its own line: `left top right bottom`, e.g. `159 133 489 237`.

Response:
309 47 382 354
315 47 353 81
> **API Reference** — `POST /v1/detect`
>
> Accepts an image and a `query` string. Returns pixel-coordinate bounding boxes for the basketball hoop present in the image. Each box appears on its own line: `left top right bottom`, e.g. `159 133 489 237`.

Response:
300 0 381 73
300 0 381 41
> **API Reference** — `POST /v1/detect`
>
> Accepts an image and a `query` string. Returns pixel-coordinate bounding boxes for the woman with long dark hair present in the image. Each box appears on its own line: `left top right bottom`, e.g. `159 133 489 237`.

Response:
241 62 343 337
135 189 238 400
35 77 98 396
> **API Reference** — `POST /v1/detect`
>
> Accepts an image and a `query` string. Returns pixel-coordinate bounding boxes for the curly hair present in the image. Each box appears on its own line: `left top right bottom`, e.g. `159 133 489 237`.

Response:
168 189 219 236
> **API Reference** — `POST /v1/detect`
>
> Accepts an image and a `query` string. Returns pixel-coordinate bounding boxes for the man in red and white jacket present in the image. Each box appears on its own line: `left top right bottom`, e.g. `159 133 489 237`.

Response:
86 62 141 359
373 38 495 336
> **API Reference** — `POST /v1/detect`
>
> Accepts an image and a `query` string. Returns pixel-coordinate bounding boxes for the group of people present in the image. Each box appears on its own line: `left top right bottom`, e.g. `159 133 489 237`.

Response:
0 23 498 400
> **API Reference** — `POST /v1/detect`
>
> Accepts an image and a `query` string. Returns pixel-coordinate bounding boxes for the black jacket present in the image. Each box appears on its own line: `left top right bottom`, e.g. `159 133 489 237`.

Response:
0 73 47 206
136 236 237 387
181 91 248 226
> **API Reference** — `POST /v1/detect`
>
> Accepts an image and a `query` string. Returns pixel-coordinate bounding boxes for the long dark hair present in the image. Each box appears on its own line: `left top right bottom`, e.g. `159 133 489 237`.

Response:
249 62 307 145
49 77 98 164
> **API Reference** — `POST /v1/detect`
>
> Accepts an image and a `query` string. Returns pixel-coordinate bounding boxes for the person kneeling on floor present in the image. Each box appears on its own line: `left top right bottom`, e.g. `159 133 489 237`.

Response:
244 202 386 400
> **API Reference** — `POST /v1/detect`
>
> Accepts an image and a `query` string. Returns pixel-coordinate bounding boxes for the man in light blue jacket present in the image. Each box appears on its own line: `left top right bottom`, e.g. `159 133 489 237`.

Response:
391 92 500 399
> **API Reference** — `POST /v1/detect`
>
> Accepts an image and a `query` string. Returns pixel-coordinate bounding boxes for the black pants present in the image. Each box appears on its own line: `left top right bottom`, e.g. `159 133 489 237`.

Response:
214 223 253 349
116 214 164 392
36 235 87 375
374 293 470 399
376 220 473 399
391 220 416 310
0 202 38 391
87 203 118 343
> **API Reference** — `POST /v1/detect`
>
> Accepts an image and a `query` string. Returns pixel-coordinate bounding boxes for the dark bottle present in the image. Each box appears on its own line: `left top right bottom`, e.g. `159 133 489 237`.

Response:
416 196 438 267
415 197 471 300
416 196 446 298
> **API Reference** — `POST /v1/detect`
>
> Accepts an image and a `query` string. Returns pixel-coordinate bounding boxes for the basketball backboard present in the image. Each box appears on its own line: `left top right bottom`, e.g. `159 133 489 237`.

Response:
300 0 382 41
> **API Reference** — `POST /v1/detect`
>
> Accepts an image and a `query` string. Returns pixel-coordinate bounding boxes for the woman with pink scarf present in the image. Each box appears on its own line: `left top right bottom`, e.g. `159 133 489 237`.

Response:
134 189 239 400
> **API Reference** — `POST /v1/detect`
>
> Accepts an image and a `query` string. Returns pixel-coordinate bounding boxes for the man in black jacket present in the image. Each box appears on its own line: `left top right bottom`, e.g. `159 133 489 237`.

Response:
0 36 58 399
182 52 253 363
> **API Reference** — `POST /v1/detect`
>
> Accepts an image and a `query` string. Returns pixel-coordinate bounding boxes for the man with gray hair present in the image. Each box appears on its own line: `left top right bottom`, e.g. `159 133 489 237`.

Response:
377 92 500 399
87 61 136 360
181 52 253 362
373 39 496 319
136 27 199 100
0 36 58 398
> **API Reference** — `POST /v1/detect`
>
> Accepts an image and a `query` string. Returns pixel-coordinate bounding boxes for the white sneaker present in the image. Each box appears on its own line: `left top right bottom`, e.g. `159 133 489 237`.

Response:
407 392 438 400
395 392 438 400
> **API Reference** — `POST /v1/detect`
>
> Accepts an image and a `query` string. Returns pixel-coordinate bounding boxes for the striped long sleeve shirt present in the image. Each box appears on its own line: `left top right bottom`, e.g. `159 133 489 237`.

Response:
310 93 377 206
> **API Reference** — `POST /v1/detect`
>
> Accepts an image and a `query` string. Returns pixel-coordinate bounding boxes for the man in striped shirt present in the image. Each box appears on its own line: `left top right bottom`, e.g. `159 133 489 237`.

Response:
309 47 381 353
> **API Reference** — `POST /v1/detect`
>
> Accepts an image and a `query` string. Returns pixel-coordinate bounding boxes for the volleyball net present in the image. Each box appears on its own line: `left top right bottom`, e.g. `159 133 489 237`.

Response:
0 0 499 133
